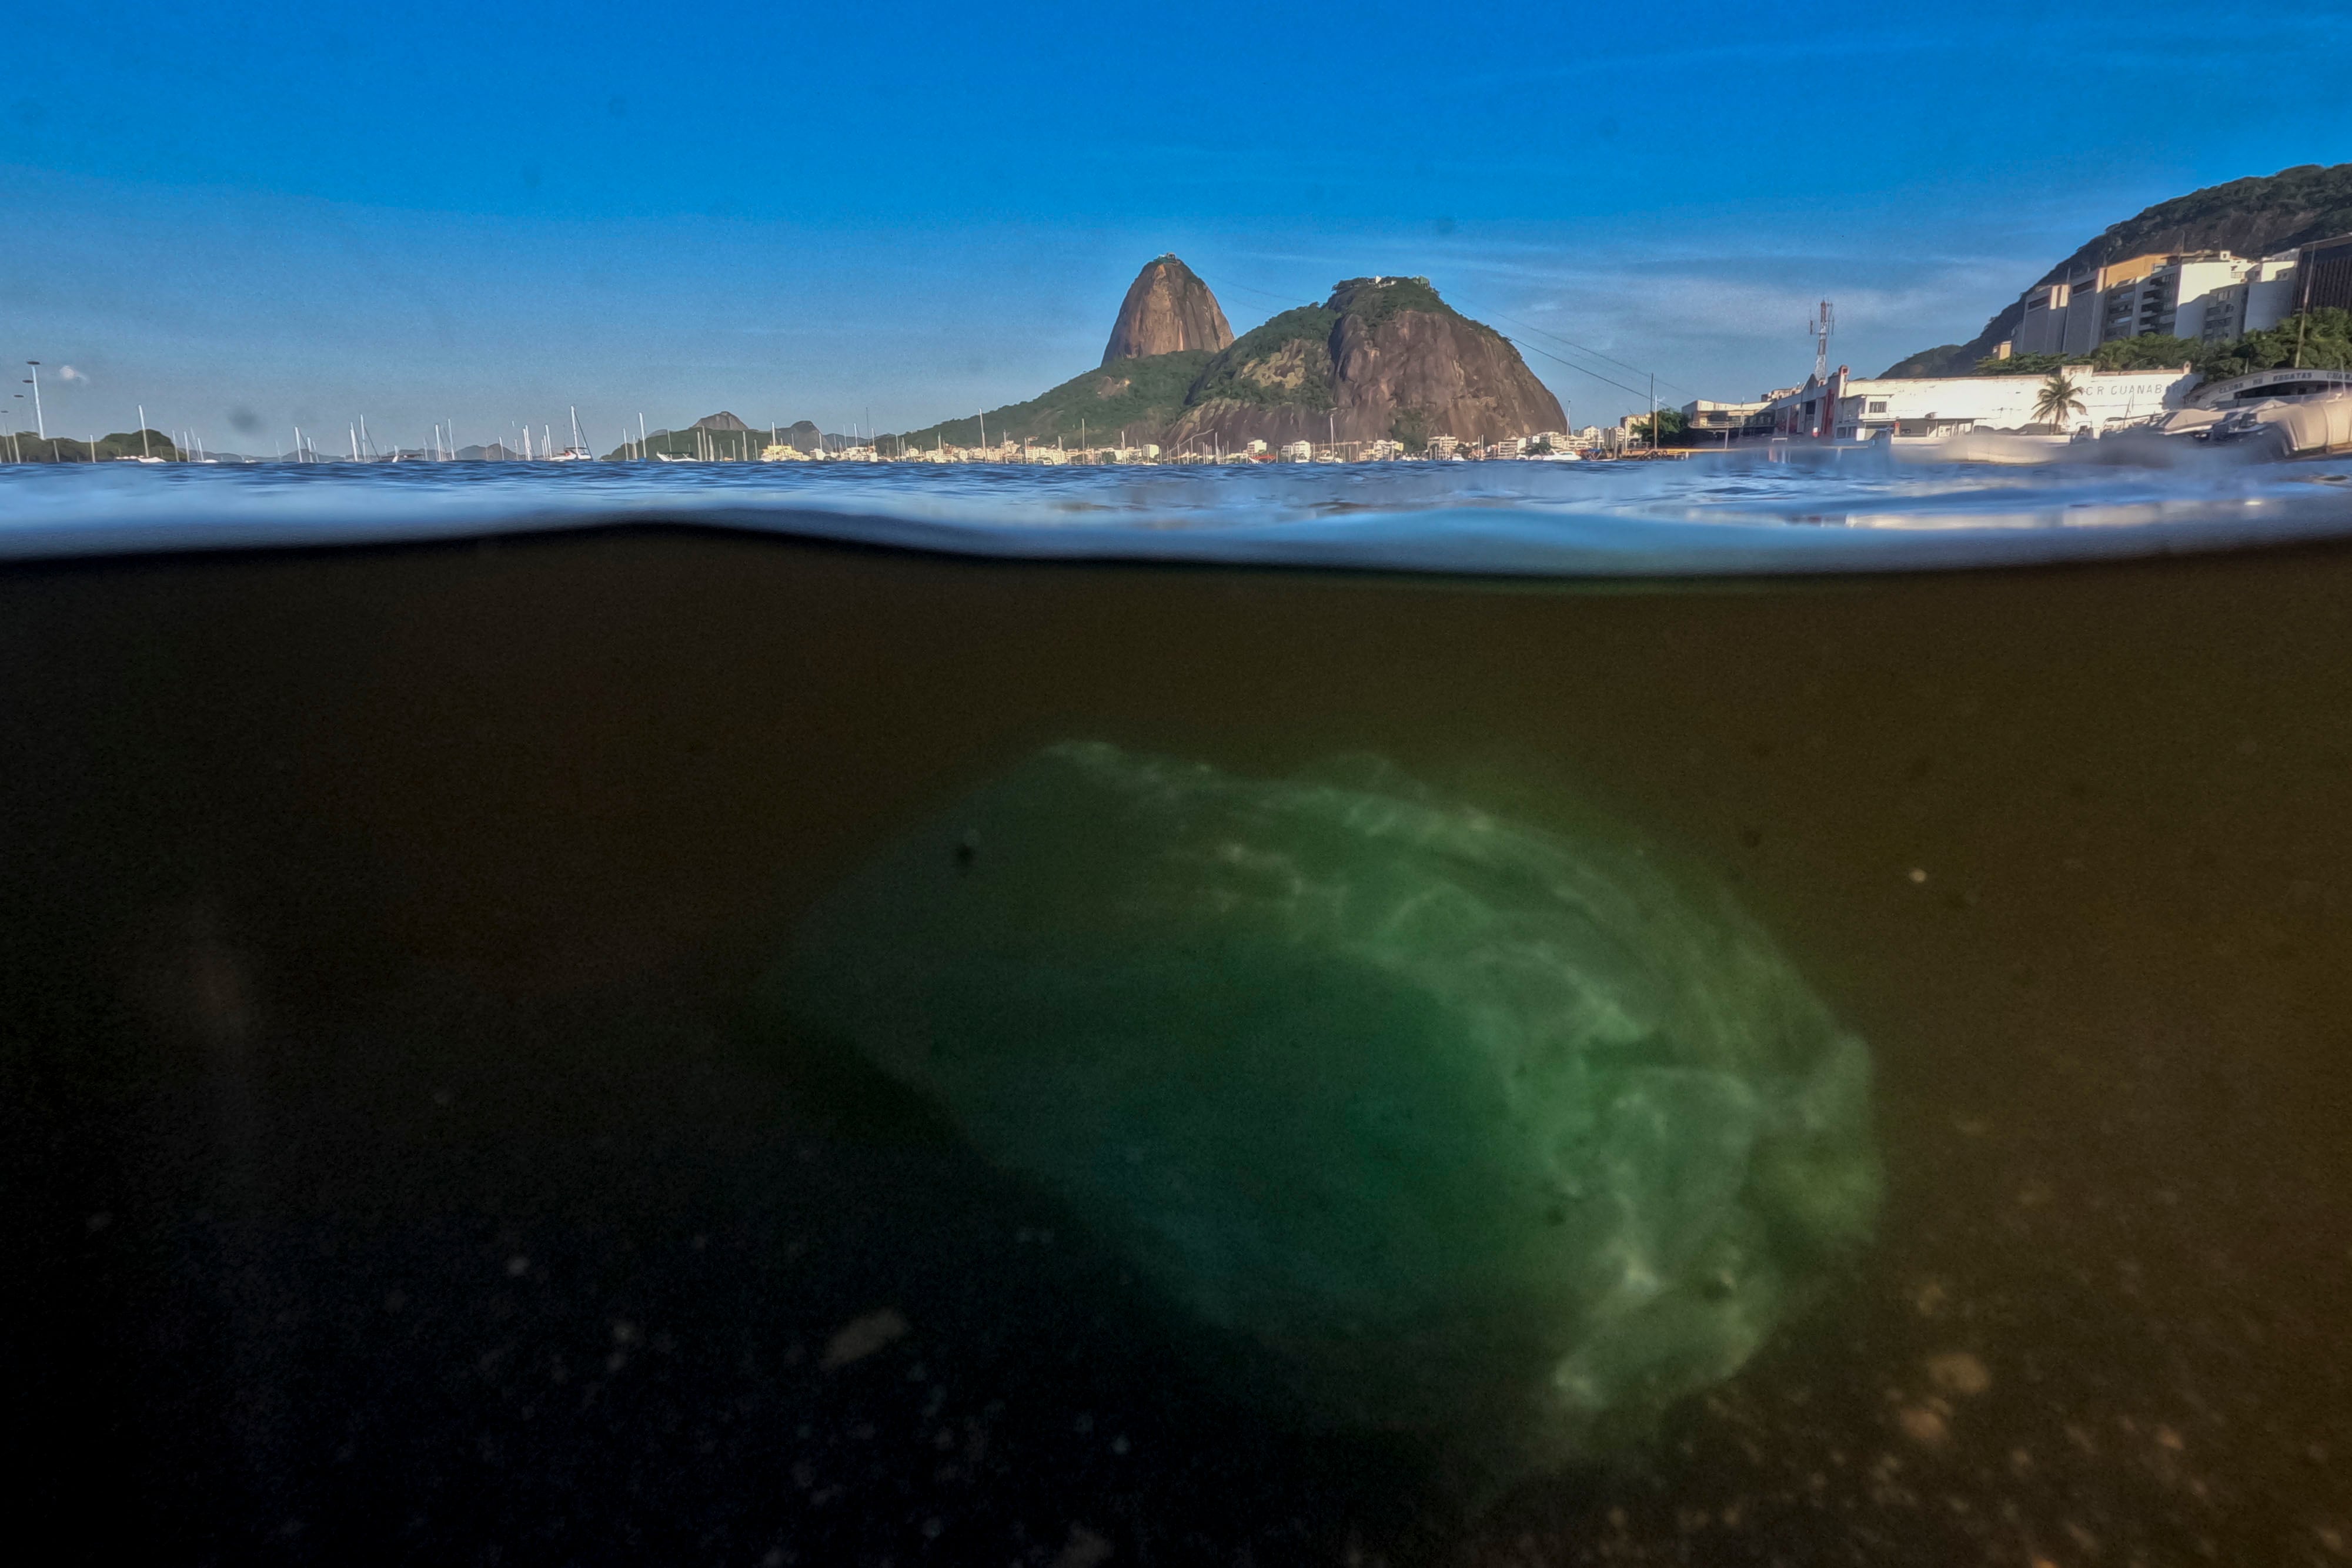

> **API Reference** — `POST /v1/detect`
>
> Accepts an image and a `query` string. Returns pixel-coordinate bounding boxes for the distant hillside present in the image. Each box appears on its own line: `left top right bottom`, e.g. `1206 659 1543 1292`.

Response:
893 350 1214 452
890 271 1562 453
1170 275 1562 450
3 428 183 463
1881 344 1979 378
1886 162 2352 375
602 416 827 460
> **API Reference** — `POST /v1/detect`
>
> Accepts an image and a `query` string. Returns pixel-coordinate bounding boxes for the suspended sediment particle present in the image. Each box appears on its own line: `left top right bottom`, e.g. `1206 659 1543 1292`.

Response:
780 742 1880 1489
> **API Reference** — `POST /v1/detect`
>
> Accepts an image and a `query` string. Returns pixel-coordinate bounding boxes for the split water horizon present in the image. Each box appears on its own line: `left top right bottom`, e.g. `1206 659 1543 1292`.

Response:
8 457 2352 1563
9 449 2352 570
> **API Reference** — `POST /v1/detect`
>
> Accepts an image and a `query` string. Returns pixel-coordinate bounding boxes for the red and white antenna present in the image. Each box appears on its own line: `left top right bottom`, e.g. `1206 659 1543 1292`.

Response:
1809 300 1835 383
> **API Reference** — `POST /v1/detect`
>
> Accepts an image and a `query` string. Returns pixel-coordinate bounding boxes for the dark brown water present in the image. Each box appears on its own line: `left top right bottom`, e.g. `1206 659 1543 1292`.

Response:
6 527 2351 1566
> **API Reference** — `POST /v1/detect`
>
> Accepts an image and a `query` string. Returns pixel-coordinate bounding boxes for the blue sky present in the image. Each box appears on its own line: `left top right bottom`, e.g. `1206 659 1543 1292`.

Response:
3 2 2347 449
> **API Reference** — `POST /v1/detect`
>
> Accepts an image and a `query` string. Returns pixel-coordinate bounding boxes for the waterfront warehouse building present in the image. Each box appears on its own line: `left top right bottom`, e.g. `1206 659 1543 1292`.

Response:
1762 365 2199 442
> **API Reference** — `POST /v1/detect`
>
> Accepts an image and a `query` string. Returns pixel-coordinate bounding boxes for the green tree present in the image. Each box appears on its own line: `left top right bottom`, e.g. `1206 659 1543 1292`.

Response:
1629 407 1686 444
1975 350 2075 377
2086 334 2201 372
2198 308 2352 380
2032 370 2087 431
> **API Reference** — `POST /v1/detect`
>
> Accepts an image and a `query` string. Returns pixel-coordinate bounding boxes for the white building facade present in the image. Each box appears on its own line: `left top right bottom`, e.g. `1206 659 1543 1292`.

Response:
1765 365 2199 441
2007 244 2328 357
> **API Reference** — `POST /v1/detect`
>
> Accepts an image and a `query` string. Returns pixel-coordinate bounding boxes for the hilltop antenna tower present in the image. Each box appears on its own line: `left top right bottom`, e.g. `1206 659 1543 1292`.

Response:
1809 300 1835 385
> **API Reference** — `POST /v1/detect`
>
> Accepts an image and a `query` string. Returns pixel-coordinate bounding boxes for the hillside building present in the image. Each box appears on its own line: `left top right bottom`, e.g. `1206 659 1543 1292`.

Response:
2306 233 2352 312
2007 233 2352 357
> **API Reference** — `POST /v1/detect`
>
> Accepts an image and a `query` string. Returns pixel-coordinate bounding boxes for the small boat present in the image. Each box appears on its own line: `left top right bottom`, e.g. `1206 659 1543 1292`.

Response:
550 406 595 462
2206 393 2352 459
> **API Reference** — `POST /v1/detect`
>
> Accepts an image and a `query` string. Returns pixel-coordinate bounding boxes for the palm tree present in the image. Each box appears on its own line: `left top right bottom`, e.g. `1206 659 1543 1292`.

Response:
2032 369 2088 433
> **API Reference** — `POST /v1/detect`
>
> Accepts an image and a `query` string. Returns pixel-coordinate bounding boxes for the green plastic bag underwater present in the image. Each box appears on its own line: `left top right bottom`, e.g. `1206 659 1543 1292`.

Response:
780 743 1880 1491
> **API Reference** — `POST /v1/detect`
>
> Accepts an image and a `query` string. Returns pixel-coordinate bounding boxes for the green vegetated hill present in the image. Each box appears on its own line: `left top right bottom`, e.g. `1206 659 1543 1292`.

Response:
887 273 1561 452
1886 162 2352 374
602 417 824 460
1169 275 1561 449
1880 344 1979 377
3 429 184 463
892 350 1213 451
1180 303 1342 413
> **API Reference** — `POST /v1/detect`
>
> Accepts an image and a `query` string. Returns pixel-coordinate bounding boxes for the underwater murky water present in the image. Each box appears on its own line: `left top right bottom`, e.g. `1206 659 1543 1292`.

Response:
5 462 2352 1564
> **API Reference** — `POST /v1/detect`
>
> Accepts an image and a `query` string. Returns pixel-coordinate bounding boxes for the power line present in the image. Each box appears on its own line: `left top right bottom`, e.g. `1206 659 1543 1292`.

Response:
1225 275 1682 403
1476 307 1692 397
1212 271 1682 428
1501 335 1651 402
1221 279 1319 307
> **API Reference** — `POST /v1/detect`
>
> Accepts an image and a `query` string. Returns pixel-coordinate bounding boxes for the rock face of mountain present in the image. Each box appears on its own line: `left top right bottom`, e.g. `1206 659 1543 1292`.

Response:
1887 162 2352 375
692 411 753 432
888 268 1565 454
1167 276 1565 450
1102 255 1235 365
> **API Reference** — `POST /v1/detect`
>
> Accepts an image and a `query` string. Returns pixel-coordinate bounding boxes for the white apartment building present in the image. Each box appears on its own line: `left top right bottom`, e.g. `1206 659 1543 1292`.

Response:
1765 364 2197 441
2010 247 2309 356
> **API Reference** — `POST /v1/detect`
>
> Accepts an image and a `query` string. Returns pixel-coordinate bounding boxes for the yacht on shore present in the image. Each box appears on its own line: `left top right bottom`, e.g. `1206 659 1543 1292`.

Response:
2183 369 2352 459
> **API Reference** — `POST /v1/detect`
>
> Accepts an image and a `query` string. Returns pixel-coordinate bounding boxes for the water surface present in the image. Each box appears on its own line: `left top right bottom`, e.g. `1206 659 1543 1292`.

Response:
5 449 2351 572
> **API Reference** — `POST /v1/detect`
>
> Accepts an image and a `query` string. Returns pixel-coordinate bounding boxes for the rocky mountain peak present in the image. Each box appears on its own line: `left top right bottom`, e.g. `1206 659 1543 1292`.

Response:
1168 275 1563 450
1102 256 1235 365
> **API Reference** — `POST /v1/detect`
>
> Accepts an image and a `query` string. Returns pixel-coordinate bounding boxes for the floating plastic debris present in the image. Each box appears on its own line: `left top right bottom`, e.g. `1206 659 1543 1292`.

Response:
781 743 1881 1490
